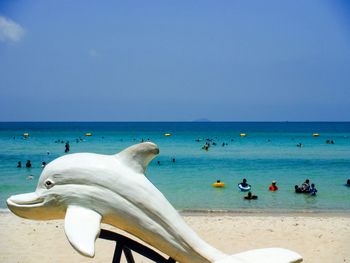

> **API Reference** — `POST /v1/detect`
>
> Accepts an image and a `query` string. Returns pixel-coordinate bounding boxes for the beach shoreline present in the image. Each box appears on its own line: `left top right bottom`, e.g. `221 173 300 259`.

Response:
3 207 350 220
2 207 350 217
1 211 349 263
179 209 350 217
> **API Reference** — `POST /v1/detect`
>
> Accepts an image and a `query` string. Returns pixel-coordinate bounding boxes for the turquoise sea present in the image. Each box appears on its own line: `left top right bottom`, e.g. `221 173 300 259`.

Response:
1 122 349 212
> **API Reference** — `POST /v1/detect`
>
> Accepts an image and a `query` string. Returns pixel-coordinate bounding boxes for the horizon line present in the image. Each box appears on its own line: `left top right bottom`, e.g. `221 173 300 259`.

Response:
1 120 350 123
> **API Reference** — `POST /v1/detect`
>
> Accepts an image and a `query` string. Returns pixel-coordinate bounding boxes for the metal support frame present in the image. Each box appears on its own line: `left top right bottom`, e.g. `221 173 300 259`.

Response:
99 229 176 263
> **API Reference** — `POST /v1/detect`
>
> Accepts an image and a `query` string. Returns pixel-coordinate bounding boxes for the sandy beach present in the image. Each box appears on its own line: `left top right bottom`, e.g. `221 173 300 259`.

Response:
1 211 349 263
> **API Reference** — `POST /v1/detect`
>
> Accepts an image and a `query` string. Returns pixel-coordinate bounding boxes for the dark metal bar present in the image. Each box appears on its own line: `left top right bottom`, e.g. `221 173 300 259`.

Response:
123 247 135 263
112 242 123 263
99 229 176 263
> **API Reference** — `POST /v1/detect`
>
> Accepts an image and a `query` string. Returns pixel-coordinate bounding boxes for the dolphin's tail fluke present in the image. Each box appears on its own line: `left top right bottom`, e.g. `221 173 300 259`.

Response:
214 248 303 263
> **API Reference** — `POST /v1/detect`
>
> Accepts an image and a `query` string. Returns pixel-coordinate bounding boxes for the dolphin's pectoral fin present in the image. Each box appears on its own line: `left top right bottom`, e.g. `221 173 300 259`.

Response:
64 206 102 258
116 142 159 174
216 248 302 263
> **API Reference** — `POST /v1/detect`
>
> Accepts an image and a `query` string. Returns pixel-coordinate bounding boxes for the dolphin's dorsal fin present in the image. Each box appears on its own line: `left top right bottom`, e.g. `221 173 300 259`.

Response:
64 206 102 258
116 142 159 174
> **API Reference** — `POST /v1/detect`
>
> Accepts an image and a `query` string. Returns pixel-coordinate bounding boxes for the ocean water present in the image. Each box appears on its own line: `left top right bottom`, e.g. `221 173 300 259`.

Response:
1 122 349 212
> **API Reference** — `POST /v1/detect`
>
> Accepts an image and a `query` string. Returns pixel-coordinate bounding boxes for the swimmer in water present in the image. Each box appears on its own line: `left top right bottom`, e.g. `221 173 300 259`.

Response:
26 160 32 168
65 142 70 153
309 183 317 196
269 180 278 191
244 192 258 200
240 178 249 188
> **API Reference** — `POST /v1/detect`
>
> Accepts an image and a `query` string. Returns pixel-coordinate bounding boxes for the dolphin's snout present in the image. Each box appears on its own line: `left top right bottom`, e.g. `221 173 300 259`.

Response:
7 192 43 207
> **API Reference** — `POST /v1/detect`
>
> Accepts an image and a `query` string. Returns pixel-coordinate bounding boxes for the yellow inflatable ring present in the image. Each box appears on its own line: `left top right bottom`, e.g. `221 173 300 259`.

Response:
212 182 225 188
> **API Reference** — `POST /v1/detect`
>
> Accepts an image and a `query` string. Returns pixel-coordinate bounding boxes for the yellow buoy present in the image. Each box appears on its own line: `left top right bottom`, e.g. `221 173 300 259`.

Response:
313 133 320 137
85 133 92 137
240 133 247 137
164 133 171 137
23 133 29 137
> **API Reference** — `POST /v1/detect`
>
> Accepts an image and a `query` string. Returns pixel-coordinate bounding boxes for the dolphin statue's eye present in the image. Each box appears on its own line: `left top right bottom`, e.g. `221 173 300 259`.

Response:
44 180 54 189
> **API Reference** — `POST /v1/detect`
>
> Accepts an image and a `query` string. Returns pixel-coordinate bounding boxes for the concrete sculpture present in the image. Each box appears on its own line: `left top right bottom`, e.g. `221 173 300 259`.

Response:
7 142 302 263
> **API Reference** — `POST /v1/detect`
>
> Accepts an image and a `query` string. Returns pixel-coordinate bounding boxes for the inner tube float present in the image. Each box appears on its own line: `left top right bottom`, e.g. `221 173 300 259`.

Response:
164 133 171 137
238 183 251 191
294 186 311 194
313 133 320 137
295 189 311 194
85 133 92 137
212 182 225 188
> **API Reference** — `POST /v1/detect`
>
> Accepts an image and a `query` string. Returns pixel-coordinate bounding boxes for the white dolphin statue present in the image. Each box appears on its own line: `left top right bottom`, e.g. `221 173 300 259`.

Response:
7 142 302 263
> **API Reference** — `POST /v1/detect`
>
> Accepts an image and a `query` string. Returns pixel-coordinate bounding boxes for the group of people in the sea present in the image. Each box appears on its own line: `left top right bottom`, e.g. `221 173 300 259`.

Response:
55 140 70 153
157 158 176 165
326 139 334 144
201 141 230 151
17 160 32 168
294 179 317 195
17 160 47 180
196 135 336 151
243 180 279 199
198 137 234 151
211 177 337 200
55 138 84 144
297 139 335 148
55 139 86 153
17 160 47 169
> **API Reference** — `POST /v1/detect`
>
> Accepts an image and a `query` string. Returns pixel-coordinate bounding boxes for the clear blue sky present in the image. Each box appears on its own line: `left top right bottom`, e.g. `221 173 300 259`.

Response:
0 0 349 121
